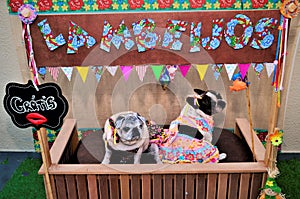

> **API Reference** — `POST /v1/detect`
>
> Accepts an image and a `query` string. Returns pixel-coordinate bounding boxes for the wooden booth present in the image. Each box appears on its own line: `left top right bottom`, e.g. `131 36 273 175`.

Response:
7 1 289 198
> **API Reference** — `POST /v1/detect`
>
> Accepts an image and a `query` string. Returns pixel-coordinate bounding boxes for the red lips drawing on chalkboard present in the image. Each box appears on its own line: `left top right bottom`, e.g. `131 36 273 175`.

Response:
3 81 69 130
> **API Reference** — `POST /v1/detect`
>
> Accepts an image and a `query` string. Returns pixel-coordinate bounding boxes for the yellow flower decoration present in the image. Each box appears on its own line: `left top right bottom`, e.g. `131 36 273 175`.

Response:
266 180 274 187
269 129 283 147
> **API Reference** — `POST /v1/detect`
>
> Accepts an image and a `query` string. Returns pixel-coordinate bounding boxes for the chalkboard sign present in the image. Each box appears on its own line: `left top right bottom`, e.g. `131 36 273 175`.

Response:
3 81 68 130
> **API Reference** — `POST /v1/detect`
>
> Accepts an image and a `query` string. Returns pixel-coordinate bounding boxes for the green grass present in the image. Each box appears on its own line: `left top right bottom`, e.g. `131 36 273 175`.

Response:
0 158 46 199
277 159 300 199
0 158 299 198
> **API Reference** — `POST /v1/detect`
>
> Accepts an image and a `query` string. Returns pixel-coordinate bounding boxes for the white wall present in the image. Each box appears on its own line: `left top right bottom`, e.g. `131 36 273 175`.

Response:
0 2 34 151
0 1 299 152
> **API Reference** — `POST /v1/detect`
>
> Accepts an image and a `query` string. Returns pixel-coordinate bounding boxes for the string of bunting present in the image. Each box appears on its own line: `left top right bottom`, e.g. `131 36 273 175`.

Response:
38 63 276 83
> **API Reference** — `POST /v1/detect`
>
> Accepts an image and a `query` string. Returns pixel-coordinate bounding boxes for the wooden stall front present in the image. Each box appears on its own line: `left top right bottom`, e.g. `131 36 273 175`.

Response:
39 118 267 199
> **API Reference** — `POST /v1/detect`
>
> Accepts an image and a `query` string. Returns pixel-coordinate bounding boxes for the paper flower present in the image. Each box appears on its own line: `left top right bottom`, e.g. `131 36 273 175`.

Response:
269 129 283 147
18 4 37 24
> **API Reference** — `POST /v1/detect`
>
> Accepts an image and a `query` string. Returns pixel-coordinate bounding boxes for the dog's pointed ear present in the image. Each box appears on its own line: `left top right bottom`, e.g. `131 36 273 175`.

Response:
194 89 206 95
115 115 125 129
186 96 199 109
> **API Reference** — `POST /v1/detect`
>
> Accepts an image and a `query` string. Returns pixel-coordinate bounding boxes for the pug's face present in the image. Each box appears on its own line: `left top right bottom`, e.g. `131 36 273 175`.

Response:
114 113 146 146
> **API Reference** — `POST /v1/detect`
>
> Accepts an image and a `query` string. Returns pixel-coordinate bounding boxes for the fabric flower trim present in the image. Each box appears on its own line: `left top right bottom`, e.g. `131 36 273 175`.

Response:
18 4 37 24
269 129 283 147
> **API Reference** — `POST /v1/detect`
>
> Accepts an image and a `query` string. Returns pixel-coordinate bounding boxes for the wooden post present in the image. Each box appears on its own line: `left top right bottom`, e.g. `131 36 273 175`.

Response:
246 85 256 161
265 92 279 167
37 128 54 199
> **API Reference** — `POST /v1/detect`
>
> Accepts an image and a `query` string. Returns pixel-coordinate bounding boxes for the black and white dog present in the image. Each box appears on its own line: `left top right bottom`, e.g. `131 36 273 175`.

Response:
178 89 227 142
102 111 161 164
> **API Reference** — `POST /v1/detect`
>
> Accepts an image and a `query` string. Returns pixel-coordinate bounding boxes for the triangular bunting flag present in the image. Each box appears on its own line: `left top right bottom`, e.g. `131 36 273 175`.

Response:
195 64 208 81
76 66 89 83
265 63 275 78
212 64 223 80
166 65 178 80
61 67 73 81
48 67 60 81
91 66 104 82
252 63 264 79
224 64 237 80
179 65 191 77
151 65 164 81
106 66 118 76
238 63 251 79
136 65 148 81
38 67 47 80
120 66 133 81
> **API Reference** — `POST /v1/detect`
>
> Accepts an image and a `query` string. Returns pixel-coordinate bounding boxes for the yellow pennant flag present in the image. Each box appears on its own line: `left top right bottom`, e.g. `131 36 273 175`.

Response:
76 66 89 83
195 64 209 80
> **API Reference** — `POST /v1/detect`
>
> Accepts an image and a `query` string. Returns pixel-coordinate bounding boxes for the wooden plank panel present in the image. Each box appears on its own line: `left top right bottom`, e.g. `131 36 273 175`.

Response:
48 162 267 175
65 175 78 199
120 175 130 199
164 175 173 199
87 175 98 199
239 173 250 199
50 119 77 164
235 118 266 162
142 175 151 199
217 174 228 199
249 173 263 199
175 174 184 199
55 175 67 199
152 175 162 199
206 174 217 199
228 174 240 199
109 175 120 199
76 175 88 199
98 175 109 199
131 175 140 199
185 174 195 199
195 174 206 199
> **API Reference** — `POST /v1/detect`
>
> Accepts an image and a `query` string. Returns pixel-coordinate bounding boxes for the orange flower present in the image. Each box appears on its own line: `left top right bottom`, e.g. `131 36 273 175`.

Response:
269 130 283 147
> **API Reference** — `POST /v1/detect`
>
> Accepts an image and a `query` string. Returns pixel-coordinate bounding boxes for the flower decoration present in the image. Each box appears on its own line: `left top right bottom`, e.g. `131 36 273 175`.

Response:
280 0 300 18
269 129 283 147
18 4 38 24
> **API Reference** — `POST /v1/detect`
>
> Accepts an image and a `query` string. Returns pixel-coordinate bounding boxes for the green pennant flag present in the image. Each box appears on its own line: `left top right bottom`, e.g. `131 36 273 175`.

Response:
151 65 164 81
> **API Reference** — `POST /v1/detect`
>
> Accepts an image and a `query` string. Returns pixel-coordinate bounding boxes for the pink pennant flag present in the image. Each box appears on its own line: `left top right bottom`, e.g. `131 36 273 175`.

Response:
48 67 60 81
136 65 148 81
120 66 133 81
238 63 251 79
179 65 191 77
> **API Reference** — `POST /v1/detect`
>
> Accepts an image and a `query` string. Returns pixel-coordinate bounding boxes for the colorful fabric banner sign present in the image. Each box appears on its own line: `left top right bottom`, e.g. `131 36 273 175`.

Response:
120 66 133 81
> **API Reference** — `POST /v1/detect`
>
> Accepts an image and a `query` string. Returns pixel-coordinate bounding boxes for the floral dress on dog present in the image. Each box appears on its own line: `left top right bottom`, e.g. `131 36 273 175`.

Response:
157 116 220 164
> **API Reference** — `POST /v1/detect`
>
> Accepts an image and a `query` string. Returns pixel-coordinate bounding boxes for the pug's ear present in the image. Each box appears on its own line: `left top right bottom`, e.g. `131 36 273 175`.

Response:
115 115 125 129
216 99 226 113
136 112 146 123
